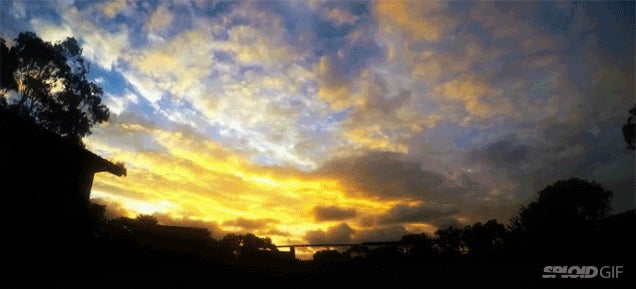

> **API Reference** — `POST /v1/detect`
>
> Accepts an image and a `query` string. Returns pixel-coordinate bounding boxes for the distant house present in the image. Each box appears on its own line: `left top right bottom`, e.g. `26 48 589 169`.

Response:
0 111 125 226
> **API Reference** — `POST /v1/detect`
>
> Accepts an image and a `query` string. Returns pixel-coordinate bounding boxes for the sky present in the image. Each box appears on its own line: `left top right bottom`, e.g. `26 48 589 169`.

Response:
2 0 634 256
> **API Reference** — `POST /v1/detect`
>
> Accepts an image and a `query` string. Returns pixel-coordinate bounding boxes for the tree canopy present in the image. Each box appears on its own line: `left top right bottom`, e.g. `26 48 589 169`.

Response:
219 233 278 253
135 214 159 226
514 178 612 232
0 32 109 144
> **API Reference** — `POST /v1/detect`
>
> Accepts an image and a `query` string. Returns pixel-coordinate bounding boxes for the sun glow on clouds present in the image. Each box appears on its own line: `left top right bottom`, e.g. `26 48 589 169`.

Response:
85 120 398 245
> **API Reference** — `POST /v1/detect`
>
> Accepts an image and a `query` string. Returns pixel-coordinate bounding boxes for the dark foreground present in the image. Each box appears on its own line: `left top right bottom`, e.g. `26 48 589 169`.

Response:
3 228 633 289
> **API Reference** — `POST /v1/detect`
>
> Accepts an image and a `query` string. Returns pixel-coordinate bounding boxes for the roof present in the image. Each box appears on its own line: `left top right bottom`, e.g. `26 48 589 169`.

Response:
0 109 126 176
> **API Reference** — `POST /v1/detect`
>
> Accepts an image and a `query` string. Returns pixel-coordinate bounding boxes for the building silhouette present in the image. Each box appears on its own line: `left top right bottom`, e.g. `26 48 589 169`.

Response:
0 110 125 271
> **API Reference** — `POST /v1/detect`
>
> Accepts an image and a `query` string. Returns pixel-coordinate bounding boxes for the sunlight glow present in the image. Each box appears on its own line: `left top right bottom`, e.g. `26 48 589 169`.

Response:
88 126 397 244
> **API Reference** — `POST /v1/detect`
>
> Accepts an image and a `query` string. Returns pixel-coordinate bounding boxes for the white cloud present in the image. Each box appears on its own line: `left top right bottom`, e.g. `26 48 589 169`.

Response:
103 91 139 115
39 6 131 71
29 19 73 43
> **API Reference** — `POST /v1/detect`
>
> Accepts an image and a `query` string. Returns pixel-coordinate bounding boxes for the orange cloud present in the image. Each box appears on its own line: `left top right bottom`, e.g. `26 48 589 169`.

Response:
374 0 454 42
434 75 513 120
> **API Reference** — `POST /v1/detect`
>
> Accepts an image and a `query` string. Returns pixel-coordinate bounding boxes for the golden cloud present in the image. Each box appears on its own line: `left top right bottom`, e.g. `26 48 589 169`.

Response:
102 0 127 18
374 0 454 42
434 75 513 119
145 4 174 32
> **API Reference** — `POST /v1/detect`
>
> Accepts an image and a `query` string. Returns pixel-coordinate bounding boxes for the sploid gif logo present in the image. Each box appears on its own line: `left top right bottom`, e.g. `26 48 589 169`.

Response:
542 266 624 279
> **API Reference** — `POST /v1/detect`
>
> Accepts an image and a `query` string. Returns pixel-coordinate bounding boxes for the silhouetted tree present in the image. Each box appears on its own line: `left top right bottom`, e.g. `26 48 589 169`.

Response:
508 178 612 258
135 214 158 226
401 233 434 257
623 106 635 150
597 210 636 263
0 32 109 144
347 245 370 259
513 178 611 232
461 219 506 255
366 245 404 263
434 226 464 255
219 233 278 258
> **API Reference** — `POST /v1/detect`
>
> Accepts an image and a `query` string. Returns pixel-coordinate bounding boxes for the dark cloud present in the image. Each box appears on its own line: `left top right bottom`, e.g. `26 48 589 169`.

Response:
313 206 356 221
304 223 355 244
468 134 529 168
305 224 413 244
318 151 466 200
355 225 409 243
379 203 459 225
431 217 462 230
470 204 522 224
466 117 635 213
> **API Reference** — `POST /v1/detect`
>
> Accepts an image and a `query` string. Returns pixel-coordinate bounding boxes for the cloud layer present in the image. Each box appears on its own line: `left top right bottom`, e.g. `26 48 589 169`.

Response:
2 1 633 247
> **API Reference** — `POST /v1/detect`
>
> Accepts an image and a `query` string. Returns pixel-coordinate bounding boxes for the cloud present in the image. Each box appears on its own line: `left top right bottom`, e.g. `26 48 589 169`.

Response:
86 113 398 246
222 217 280 231
304 223 419 244
323 7 359 26
262 228 291 238
340 71 441 152
317 151 464 201
374 0 455 42
115 3 334 169
314 56 355 111
313 206 356 221
14 0 634 248
310 6 384 112
434 74 513 120
315 151 507 229
469 2 562 50
61 7 130 70
355 225 410 242
29 19 73 43
145 4 174 32
102 91 139 115
304 223 355 244
467 134 530 168
126 28 214 104
102 0 127 18
379 203 459 225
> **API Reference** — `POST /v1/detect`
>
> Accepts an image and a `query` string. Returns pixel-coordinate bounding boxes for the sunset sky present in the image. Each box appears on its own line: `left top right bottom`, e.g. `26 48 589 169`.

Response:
2 1 634 254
